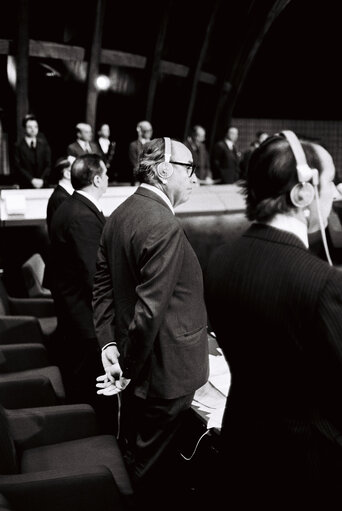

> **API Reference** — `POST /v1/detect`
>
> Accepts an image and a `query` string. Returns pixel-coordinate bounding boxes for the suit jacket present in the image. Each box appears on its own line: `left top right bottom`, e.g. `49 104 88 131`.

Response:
13 137 51 188
97 139 116 168
211 140 240 183
67 141 102 158
93 186 209 399
205 223 342 484
46 185 71 236
128 139 144 175
50 191 106 339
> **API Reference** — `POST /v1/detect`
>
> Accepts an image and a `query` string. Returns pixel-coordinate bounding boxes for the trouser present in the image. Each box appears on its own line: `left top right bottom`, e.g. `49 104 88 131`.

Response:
56 331 118 434
119 390 195 490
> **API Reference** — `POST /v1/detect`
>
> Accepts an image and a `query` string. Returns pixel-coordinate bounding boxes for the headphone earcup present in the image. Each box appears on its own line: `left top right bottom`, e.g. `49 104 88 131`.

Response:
290 182 315 208
157 161 173 179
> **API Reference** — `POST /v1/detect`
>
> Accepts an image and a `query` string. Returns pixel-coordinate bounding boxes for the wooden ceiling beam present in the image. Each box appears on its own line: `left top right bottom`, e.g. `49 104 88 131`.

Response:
144 0 173 121
209 0 292 151
182 0 221 140
85 0 106 129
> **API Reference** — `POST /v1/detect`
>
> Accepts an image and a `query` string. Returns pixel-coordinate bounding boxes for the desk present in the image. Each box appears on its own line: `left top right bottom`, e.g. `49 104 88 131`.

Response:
0 184 246 226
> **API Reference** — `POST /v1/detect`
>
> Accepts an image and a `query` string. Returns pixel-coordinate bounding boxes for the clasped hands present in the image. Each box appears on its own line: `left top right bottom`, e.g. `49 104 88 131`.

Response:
96 344 131 396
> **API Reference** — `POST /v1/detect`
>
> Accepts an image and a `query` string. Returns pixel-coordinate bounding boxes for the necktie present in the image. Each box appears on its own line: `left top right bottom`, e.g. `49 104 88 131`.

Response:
85 143 91 153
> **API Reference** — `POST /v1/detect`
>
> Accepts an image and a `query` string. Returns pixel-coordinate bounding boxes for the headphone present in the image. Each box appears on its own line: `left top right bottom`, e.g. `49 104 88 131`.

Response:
280 130 333 266
280 130 319 208
156 137 173 181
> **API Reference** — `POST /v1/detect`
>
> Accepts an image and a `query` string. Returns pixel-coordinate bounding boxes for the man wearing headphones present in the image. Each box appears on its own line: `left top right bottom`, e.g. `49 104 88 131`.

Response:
204 131 342 507
93 138 209 506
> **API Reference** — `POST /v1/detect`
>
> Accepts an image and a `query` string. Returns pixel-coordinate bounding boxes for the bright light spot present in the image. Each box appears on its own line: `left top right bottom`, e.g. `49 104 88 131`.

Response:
96 75 111 90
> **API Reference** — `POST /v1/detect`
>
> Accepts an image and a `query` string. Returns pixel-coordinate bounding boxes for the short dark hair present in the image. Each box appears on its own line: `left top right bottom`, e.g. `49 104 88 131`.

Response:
134 138 168 184
22 114 38 128
71 154 105 189
54 157 71 181
242 134 325 222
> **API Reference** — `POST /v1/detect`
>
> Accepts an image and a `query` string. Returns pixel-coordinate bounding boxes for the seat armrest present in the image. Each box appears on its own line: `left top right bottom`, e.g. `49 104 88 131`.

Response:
0 377 59 409
0 316 44 344
7 404 99 448
0 466 123 511
9 298 55 318
0 344 50 372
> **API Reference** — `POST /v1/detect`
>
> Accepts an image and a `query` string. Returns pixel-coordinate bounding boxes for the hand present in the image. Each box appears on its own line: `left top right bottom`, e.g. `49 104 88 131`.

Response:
101 345 120 379
31 178 44 188
96 373 131 396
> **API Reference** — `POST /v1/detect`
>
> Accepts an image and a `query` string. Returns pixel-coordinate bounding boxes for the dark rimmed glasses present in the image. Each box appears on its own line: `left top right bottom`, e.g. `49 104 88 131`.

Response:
169 161 197 177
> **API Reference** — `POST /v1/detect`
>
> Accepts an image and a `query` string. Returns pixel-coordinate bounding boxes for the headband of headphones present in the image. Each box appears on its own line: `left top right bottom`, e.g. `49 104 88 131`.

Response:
164 137 171 163
280 130 318 186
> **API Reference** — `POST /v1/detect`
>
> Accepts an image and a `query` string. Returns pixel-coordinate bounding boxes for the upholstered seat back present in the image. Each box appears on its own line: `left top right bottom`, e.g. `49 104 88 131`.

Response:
21 254 51 298
0 281 10 316
0 406 18 475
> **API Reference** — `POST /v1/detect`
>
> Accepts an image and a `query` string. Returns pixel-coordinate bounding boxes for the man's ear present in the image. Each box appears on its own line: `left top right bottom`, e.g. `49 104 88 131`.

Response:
63 169 71 180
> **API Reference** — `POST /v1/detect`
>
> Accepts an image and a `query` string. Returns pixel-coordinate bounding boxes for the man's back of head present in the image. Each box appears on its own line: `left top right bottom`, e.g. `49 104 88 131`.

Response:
71 153 108 198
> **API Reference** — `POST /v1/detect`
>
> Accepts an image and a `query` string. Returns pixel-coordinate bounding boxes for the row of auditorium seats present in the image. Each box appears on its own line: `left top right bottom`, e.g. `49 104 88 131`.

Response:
0 276 134 510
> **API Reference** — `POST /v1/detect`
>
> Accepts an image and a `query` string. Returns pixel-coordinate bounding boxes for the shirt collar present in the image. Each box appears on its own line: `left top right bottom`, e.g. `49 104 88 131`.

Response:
140 183 174 214
265 213 309 248
25 137 37 147
225 139 233 150
75 190 103 212
78 140 89 150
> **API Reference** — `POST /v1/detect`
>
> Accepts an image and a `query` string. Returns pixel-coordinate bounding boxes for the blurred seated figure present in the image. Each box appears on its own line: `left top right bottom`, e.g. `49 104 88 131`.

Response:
240 130 269 179
13 114 51 189
128 120 153 185
184 125 213 184
67 123 101 160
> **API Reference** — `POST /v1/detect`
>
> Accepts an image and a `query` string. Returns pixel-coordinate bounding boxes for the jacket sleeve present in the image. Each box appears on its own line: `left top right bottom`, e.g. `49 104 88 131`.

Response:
92 235 116 349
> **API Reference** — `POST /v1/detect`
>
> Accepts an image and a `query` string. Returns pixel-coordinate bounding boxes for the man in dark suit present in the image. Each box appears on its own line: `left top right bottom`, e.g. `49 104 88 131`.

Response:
205 131 342 508
128 120 153 185
13 114 52 188
49 153 111 431
93 137 209 504
67 123 101 160
46 157 73 236
211 125 241 183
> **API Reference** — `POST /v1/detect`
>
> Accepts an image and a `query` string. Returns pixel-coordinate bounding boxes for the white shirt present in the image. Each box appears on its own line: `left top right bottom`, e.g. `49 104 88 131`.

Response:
140 183 174 214
225 139 234 151
98 137 110 154
25 137 37 148
265 213 309 248
78 140 91 152
75 190 103 212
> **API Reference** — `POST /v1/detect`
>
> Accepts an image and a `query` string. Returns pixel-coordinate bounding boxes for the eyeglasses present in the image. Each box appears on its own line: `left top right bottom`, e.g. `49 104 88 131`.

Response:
169 161 197 177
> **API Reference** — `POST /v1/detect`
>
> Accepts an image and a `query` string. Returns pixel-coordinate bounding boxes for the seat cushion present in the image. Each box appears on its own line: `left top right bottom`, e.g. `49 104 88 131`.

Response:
21 435 133 495
38 317 57 338
0 366 65 401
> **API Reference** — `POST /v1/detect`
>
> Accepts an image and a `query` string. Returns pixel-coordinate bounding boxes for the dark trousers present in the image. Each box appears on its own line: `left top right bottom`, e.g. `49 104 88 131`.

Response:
119 391 194 496
55 330 118 434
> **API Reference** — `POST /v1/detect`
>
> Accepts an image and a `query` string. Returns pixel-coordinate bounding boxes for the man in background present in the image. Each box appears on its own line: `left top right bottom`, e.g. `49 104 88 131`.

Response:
184 125 213 183
211 126 241 183
13 114 52 188
128 120 153 185
46 156 73 236
49 153 113 432
67 123 101 159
